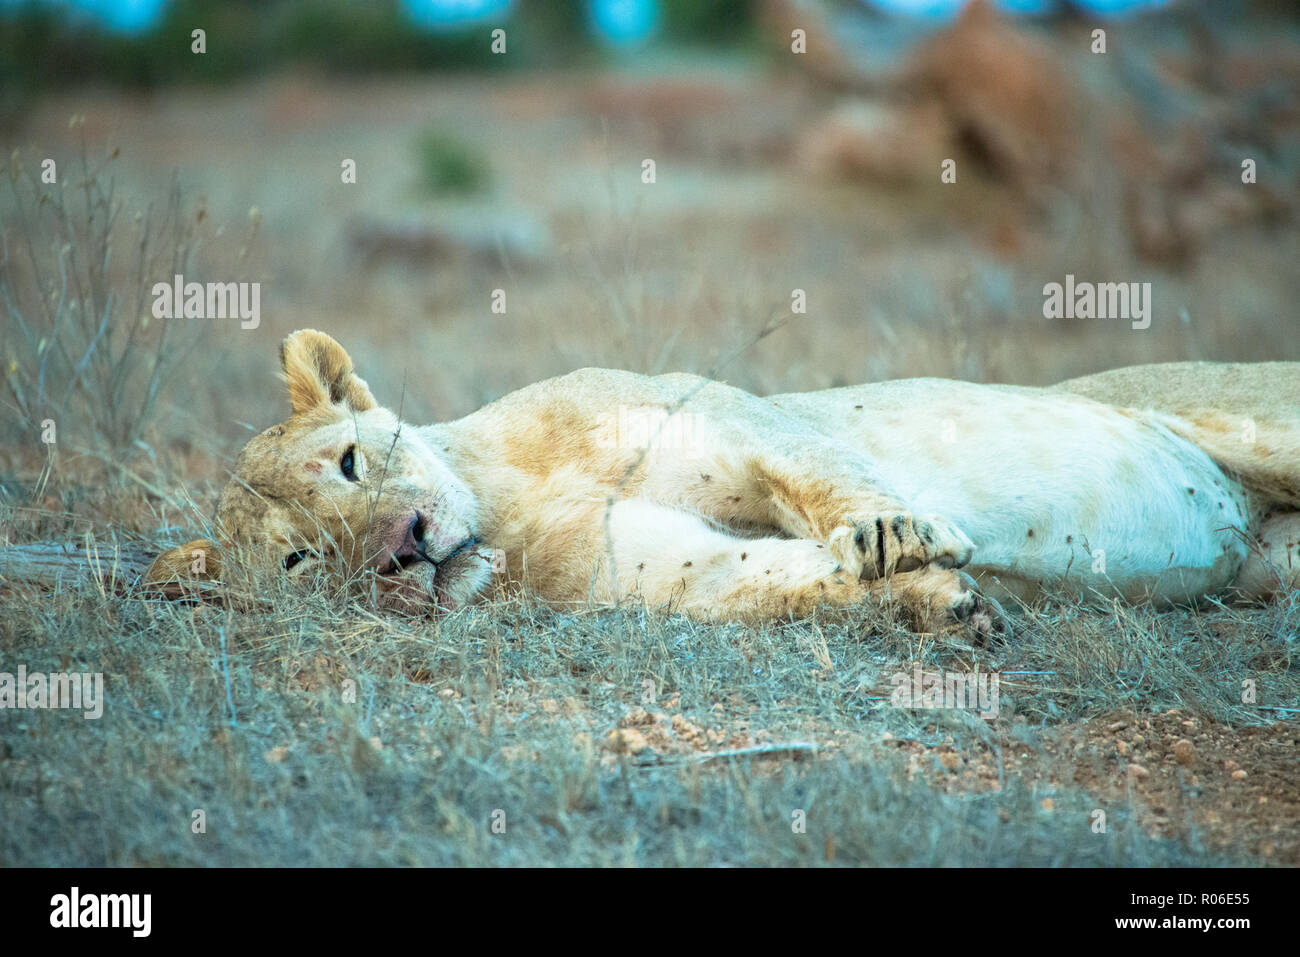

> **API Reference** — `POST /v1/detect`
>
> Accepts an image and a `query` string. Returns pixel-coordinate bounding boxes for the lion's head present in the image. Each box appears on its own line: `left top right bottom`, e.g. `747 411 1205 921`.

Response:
148 329 503 609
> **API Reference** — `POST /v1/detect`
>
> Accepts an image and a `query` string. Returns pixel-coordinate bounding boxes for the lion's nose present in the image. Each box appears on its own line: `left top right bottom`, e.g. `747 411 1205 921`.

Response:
409 512 428 556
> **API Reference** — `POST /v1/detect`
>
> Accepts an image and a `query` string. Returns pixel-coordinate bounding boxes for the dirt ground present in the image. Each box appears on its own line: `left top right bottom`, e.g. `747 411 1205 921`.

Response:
598 700 1300 863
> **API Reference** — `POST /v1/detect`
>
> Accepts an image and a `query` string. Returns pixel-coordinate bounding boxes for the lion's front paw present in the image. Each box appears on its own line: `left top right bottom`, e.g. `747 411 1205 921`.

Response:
829 513 973 579
945 571 1010 646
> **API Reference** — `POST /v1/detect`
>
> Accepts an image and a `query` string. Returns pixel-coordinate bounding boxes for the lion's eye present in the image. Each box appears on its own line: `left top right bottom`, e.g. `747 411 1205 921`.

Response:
340 445 358 481
283 549 312 570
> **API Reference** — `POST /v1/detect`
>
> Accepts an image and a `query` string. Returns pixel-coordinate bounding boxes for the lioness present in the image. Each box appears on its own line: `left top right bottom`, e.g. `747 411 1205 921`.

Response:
149 330 1299 641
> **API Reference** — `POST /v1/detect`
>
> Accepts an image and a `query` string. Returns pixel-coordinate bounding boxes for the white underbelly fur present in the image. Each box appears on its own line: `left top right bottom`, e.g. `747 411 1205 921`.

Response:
787 385 1252 603
889 410 1245 601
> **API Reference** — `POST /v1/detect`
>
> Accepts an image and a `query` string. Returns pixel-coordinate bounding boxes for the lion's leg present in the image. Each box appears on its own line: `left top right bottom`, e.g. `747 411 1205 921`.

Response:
620 390 974 580
697 443 976 580
602 500 1004 640
1234 510 1300 600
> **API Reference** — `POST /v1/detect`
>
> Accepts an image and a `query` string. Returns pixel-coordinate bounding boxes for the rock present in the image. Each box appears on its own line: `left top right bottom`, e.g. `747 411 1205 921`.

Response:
347 211 550 270
605 728 649 755
905 0 1075 190
795 100 950 186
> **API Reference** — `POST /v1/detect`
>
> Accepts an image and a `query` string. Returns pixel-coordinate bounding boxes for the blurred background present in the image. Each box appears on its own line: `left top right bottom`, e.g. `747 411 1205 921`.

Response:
1 0 1298 483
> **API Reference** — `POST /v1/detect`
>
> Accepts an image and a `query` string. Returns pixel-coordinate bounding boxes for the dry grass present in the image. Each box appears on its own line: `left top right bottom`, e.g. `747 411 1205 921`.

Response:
0 137 213 450
2 467 1297 866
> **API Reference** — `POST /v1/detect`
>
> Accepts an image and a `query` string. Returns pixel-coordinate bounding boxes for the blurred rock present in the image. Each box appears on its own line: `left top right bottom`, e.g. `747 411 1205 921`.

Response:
760 0 873 92
784 0 1297 269
346 211 550 270
790 0 1076 193
795 99 950 186
906 0 1075 191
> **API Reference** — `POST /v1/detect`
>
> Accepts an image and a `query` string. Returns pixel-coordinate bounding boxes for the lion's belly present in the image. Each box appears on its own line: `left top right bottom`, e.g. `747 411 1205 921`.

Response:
780 382 1252 602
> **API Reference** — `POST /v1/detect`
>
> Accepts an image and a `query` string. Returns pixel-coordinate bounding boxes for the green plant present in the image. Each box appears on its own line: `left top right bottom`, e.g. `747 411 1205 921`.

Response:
414 131 490 196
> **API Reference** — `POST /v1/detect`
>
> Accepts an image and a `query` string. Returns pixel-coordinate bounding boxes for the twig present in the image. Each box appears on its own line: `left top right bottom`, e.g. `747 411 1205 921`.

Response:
688 741 819 763
218 625 238 728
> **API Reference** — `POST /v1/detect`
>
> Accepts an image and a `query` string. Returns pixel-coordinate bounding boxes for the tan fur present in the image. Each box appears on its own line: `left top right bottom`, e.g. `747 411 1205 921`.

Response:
1235 511 1300 601
1054 362 1300 508
148 333 1300 639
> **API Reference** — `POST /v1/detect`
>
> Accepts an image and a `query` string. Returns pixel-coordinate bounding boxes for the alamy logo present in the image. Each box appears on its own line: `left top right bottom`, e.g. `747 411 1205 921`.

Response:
595 405 702 450
0 665 103 719
151 273 260 329
889 665 999 719
1043 274 1151 330
50 887 151 937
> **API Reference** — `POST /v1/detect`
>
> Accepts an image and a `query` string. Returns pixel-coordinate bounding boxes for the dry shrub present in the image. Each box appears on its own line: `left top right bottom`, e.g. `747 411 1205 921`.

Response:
1 136 207 450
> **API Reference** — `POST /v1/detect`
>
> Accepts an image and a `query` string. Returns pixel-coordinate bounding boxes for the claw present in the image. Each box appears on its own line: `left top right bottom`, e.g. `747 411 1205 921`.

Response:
953 570 1011 646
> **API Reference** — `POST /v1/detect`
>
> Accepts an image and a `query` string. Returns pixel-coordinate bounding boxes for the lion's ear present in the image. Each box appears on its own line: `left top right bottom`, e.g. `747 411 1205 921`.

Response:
145 538 222 596
279 329 377 415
